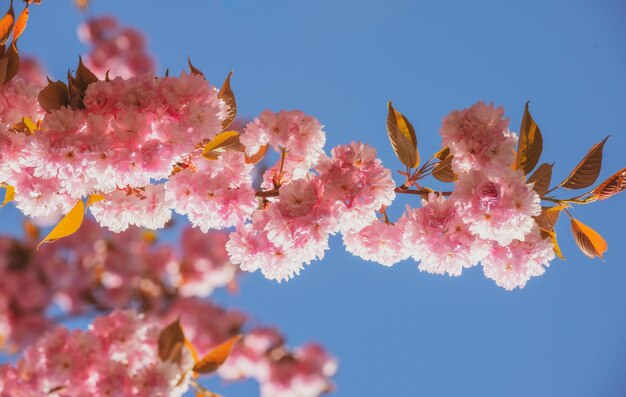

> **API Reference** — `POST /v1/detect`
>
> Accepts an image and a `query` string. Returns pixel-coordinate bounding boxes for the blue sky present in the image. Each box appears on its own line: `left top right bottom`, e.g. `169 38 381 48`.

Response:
2 0 626 396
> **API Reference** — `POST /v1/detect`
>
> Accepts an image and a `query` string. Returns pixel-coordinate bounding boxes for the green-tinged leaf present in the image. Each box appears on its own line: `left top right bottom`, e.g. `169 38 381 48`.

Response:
1 183 14 206
558 137 608 189
534 205 564 231
591 167 626 201
188 57 204 78
12 5 28 42
202 130 243 160
527 162 553 197
386 101 419 169
158 319 185 364
193 335 242 374
37 200 84 249
0 2 14 46
540 228 565 260
515 102 543 174
245 143 269 164
38 78 69 112
431 153 456 183
218 71 236 130
570 218 607 259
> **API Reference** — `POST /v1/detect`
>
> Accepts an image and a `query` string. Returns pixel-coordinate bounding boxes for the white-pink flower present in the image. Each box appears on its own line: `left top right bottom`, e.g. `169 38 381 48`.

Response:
453 168 541 246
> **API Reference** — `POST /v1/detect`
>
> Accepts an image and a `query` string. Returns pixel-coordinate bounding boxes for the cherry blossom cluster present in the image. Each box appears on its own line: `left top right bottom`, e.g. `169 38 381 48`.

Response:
1 69 227 228
219 327 338 397
343 102 554 290
78 15 154 79
0 222 338 396
0 219 237 350
0 73 557 289
0 310 195 397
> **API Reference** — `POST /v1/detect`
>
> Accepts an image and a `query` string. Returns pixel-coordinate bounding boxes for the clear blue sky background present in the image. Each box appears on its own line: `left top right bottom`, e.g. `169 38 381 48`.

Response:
2 0 626 396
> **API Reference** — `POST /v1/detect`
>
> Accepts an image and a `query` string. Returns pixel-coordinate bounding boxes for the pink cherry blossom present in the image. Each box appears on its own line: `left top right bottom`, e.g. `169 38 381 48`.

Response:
453 168 541 246
316 141 396 232
482 226 555 290
343 219 409 266
404 194 488 276
440 101 517 172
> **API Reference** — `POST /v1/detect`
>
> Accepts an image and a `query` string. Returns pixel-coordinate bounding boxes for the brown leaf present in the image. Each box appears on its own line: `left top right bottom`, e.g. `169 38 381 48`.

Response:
245 143 269 164
218 71 236 130
188 57 204 78
591 167 626 201
387 101 419 169
431 153 457 182
527 162 553 197
0 2 14 46
38 79 69 112
3 41 19 84
570 218 608 259
515 101 543 175
74 56 98 91
0 56 7 84
12 4 28 42
158 319 185 364
193 335 242 374
534 205 564 231
540 228 565 260
434 147 450 160
558 137 608 189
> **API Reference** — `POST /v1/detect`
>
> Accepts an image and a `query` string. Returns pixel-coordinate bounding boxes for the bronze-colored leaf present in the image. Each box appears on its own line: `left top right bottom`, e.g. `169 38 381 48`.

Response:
0 2 14 46
534 205 564 231
74 56 98 91
570 218 608 259
158 318 185 364
0 56 8 84
12 4 28 42
3 41 19 84
23 219 39 241
38 78 69 112
386 101 419 169
188 57 204 78
245 143 269 164
74 0 89 10
193 335 242 374
527 162 553 197
558 137 608 189
591 167 626 201
218 71 236 130
431 153 457 183
434 147 450 160
515 101 543 175
540 228 565 260
202 130 243 160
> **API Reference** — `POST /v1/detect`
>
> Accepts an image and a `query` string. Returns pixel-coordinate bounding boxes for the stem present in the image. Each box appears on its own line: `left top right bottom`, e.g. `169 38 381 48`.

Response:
394 187 452 196
256 189 280 198
273 148 288 188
